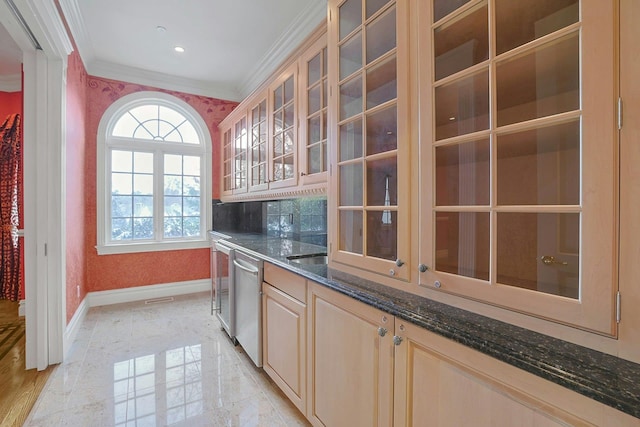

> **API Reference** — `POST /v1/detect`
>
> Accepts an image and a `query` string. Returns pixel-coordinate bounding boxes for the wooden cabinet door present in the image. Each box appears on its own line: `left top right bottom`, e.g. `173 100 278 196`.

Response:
307 282 394 427
268 62 299 190
417 0 618 335
220 124 234 196
299 34 329 186
262 282 307 414
248 95 269 192
328 0 411 281
394 321 598 427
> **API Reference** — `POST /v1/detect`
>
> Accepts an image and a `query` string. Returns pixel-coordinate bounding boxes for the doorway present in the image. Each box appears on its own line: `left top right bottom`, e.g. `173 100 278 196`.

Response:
0 0 71 373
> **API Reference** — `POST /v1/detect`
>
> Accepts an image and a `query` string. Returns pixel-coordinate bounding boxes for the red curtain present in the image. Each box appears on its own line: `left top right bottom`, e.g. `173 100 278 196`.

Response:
0 114 21 301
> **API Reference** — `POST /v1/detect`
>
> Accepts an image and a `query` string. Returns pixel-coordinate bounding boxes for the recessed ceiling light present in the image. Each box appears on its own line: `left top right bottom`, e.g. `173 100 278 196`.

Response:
156 26 166 33
174 46 185 53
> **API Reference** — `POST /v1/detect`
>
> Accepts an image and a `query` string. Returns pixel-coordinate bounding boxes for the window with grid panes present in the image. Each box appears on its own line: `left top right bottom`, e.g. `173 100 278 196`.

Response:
97 93 211 254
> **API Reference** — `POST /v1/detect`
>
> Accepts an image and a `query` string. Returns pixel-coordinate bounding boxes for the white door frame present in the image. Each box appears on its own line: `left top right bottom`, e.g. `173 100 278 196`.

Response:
0 0 72 370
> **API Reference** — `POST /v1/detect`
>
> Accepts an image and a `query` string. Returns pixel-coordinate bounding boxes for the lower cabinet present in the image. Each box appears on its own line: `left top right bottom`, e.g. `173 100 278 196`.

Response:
262 264 307 415
263 264 638 426
307 282 395 427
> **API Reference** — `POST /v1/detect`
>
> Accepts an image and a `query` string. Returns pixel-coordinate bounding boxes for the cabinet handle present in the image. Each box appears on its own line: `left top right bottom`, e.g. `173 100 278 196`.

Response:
418 264 428 273
395 259 405 267
540 255 568 266
393 335 403 346
378 327 388 337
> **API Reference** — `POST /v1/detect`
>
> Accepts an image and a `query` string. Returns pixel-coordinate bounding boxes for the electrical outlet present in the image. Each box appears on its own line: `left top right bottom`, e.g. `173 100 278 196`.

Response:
76 284 80 298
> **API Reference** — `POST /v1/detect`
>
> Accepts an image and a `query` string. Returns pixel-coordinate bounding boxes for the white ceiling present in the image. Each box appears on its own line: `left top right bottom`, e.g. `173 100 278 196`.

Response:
57 0 327 101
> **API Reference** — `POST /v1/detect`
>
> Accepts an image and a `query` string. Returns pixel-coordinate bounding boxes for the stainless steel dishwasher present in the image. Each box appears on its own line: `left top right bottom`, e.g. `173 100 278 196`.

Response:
232 249 263 367
214 240 236 343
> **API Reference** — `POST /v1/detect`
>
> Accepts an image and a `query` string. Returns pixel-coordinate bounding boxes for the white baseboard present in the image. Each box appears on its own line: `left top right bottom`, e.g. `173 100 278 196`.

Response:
18 300 25 317
87 279 211 307
64 297 88 357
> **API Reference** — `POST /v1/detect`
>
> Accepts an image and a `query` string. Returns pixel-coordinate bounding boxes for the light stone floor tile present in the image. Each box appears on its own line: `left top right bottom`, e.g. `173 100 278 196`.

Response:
24 292 310 427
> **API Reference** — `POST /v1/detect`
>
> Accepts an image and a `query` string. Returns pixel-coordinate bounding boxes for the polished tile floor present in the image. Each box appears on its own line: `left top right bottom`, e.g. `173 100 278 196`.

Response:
24 292 310 426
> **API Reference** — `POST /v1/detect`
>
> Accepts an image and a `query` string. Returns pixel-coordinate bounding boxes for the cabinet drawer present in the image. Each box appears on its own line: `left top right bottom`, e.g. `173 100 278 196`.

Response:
264 262 307 303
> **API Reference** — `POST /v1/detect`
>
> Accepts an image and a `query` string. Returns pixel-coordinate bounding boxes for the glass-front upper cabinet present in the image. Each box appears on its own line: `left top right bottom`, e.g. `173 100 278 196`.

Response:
419 0 617 334
329 0 411 281
221 124 233 196
299 35 329 185
232 115 248 194
249 95 269 192
269 63 298 189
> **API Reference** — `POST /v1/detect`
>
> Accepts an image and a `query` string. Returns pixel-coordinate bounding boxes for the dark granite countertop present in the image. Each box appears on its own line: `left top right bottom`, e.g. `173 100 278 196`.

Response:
212 232 640 420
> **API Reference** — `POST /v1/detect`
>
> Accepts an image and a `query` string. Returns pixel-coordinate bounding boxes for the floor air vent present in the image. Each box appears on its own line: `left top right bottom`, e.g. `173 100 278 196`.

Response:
144 297 174 305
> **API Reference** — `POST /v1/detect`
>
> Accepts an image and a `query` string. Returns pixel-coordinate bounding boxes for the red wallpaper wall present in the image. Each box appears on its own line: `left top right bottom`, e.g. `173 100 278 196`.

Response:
0 91 22 121
79 76 236 314
65 50 87 322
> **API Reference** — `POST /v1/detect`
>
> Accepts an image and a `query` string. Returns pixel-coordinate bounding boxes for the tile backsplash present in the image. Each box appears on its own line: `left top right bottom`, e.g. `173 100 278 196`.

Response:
212 197 327 247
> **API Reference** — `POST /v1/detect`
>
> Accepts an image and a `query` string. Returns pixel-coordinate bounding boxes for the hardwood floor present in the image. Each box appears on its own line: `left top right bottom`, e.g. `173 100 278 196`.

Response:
0 300 53 427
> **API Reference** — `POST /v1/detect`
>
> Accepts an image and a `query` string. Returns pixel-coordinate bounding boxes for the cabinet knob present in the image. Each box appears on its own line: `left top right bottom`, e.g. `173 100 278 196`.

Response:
395 259 405 267
393 335 403 346
389 269 396 276
434 280 442 288
378 327 388 337
418 264 428 273
300 172 307 176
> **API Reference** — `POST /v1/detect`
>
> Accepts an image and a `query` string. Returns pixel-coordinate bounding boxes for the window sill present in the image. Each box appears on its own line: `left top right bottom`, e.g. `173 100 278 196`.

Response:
96 239 210 255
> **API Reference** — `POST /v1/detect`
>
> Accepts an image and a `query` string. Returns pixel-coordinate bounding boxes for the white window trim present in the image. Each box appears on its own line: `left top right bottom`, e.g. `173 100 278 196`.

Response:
96 91 212 255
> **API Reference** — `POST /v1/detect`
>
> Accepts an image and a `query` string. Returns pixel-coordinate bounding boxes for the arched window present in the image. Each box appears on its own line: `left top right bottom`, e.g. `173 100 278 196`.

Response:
97 92 211 254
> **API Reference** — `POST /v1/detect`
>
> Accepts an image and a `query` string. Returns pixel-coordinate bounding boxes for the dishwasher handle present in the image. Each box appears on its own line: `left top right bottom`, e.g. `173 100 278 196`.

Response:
233 259 259 275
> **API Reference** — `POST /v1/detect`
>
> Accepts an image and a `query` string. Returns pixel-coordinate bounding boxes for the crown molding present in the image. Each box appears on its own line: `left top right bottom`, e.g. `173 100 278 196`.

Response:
0 74 21 92
237 0 327 99
57 0 94 64
88 59 242 101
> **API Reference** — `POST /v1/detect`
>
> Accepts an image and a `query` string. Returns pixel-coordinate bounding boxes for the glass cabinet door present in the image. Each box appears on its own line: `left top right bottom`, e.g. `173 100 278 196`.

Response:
330 0 410 281
299 36 329 185
269 64 298 189
232 115 248 193
249 97 269 191
419 0 617 334
221 126 233 194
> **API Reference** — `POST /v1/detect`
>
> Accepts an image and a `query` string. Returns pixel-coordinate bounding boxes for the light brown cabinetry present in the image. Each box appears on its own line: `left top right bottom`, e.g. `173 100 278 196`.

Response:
262 263 307 415
307 281 394 427
393 320 632 426
328 0 411 281
299 36 329 185
263 264 637 426
416 0 618 335
219 26 327 201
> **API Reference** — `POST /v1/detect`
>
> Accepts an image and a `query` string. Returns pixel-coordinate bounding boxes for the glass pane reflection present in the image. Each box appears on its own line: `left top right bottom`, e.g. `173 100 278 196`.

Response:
436 139 490 206
366 6 396 64
497 213 579 299
340 119 363 161
496 33 579 127
340 210 363 254
497 120 580 205
435 69 489 140
366 157 397 206
367 211 397 260
434 2 488 81
366 106 397 155
496 0 579 55
435 211 490 280
340 163 363 206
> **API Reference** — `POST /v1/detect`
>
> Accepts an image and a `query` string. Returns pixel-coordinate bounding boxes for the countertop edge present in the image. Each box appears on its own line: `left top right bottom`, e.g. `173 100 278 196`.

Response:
215 233 640 420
